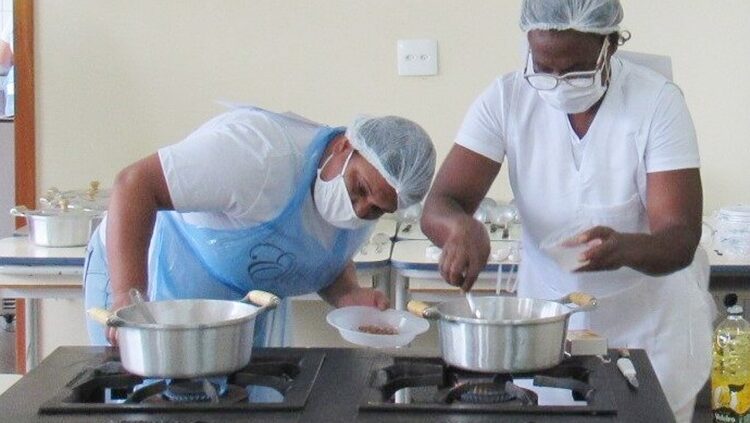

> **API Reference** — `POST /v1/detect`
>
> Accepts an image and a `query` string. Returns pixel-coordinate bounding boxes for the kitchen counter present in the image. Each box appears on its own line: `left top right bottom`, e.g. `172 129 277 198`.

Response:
0 346 675 422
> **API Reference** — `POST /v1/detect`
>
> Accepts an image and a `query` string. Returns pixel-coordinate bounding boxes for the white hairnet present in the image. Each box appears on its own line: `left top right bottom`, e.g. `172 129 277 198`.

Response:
520 0 623 35
346 115 436 210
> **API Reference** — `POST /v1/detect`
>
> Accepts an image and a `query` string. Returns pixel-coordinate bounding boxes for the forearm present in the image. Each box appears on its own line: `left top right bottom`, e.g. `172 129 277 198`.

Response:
421 194 476 247
420 145 500 247
318 261 358 307
107 157 171 306
107 184 157 305
627 168 703 276
622 226 699 276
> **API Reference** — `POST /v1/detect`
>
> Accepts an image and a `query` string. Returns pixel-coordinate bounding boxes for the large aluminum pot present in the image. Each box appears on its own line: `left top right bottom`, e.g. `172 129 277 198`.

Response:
408 292 596 373
88 290 280 378
10 205 103 247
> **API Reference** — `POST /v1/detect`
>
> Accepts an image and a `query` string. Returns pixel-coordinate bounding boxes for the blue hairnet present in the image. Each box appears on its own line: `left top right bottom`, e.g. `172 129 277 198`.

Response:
520 0 623 35
345 116 436 210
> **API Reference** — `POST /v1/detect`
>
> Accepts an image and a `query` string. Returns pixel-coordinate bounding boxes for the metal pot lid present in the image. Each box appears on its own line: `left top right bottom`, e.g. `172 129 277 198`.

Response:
39 181 111 212
10 204 102 217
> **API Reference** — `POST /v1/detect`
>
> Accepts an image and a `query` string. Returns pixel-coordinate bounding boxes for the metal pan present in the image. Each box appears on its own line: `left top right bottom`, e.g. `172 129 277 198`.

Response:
88 290 280 378
408 292 596 373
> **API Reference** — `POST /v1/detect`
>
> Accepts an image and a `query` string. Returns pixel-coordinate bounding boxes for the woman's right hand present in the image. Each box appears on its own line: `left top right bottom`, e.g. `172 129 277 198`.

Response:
106 296 131 346
438 216 491 291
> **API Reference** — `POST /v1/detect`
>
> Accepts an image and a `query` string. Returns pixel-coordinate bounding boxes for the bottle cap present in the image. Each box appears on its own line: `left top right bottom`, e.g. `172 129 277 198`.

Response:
724 293 738 308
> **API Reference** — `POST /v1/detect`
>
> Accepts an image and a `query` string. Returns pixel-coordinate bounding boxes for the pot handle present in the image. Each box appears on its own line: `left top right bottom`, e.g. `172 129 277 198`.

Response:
86 308 126 327
407 300 439 319
243 290 281 310
559 292 597 313
9 206 28 217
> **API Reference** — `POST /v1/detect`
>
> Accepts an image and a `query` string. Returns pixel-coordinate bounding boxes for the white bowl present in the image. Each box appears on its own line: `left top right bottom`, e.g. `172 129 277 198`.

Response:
326 306 429 348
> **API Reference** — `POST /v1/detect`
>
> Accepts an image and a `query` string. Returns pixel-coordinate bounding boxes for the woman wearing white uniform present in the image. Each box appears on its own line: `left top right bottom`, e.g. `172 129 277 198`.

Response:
420 1 714 421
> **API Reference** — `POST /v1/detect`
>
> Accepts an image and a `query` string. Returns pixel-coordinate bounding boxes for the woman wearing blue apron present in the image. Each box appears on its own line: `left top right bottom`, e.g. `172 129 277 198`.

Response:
84 106 435 347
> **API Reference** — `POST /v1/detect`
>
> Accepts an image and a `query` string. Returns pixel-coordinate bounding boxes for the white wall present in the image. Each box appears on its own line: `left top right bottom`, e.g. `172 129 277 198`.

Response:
33 0 750 212
27 1 750 356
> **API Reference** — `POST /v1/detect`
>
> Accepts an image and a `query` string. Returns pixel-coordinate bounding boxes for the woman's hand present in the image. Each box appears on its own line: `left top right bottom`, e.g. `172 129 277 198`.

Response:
573 226 631 272
334 286 389 310
319 261 389 310
105 296 131 346
439 216 491 291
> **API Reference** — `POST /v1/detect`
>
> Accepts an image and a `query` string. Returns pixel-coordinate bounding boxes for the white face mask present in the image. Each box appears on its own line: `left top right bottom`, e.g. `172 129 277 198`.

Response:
537 69 607 114
313 150 370 230
533 39 610 114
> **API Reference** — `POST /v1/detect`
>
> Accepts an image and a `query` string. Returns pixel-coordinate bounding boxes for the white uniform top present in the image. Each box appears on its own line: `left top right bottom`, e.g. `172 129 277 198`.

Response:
99 108 322 243
456 57 714 416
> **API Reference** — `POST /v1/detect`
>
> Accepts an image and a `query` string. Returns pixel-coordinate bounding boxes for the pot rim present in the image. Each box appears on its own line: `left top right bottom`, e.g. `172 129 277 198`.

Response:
429 296 579 326
434 311 570 326
114 299 263 330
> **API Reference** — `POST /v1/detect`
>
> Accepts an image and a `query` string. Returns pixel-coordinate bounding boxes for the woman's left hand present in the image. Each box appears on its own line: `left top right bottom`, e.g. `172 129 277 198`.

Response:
573 226 633 272
334 287 390 310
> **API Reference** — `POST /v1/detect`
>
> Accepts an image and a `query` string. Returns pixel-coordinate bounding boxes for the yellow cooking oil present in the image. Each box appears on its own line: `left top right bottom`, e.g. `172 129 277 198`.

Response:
712 293 750 423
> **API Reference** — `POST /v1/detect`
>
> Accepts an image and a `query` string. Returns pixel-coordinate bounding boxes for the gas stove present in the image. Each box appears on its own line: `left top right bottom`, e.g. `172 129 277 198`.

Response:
0 347 674 422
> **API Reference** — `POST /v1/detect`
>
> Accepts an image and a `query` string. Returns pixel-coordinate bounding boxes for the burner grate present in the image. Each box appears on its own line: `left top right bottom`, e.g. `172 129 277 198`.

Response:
38 349 325 414
360 355 618 415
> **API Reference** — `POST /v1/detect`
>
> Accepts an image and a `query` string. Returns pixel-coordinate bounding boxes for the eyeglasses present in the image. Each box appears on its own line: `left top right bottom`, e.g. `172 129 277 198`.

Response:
523 37 609 91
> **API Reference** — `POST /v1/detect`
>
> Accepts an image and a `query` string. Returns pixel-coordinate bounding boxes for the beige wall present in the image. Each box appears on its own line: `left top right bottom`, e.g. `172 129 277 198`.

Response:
26 0 750 360
34 0 750 212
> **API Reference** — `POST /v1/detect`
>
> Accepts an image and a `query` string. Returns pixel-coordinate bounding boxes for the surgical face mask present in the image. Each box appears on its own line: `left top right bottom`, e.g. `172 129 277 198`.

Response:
530 38 610 114
313 149 370 230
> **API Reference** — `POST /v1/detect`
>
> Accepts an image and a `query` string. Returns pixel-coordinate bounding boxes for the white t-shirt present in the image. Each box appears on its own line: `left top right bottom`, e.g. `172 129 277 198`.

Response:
456 57 700 173
159 108 320 228
99 108 322 243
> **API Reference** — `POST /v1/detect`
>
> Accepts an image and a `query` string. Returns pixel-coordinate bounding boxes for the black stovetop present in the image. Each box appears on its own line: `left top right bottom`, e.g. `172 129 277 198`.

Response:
0 347 675 422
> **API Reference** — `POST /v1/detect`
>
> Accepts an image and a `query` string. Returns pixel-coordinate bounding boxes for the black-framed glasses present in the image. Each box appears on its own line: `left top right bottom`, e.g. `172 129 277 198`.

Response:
523 37 609 91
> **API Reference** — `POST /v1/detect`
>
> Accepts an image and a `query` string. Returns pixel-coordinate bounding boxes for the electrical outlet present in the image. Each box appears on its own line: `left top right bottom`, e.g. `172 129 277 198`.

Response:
397 39 438 76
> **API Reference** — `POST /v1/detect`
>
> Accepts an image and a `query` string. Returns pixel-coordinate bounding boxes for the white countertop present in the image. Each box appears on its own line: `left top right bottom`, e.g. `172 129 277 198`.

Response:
395 222 522 241
0 236 86 265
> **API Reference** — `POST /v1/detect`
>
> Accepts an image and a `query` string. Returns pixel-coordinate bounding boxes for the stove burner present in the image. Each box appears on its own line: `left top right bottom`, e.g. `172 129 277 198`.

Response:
437 372 539 406
163 379 229 402
457 383 514 404
435 368 538 405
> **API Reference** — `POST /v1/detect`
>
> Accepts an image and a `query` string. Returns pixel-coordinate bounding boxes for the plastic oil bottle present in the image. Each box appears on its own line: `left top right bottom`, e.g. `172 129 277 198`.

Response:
712 293 750 422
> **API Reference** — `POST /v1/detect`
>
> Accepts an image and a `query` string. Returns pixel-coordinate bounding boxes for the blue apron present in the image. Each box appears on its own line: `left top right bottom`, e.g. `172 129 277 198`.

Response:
147 125 372 346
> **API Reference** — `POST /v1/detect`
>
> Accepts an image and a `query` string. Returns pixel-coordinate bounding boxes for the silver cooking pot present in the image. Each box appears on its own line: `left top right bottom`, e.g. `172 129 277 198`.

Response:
408 292 596 373
88 290 280 378
10 205 103 247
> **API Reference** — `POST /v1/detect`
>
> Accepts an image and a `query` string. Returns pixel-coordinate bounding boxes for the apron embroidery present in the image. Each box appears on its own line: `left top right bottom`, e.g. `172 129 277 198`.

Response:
247 243 296 281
